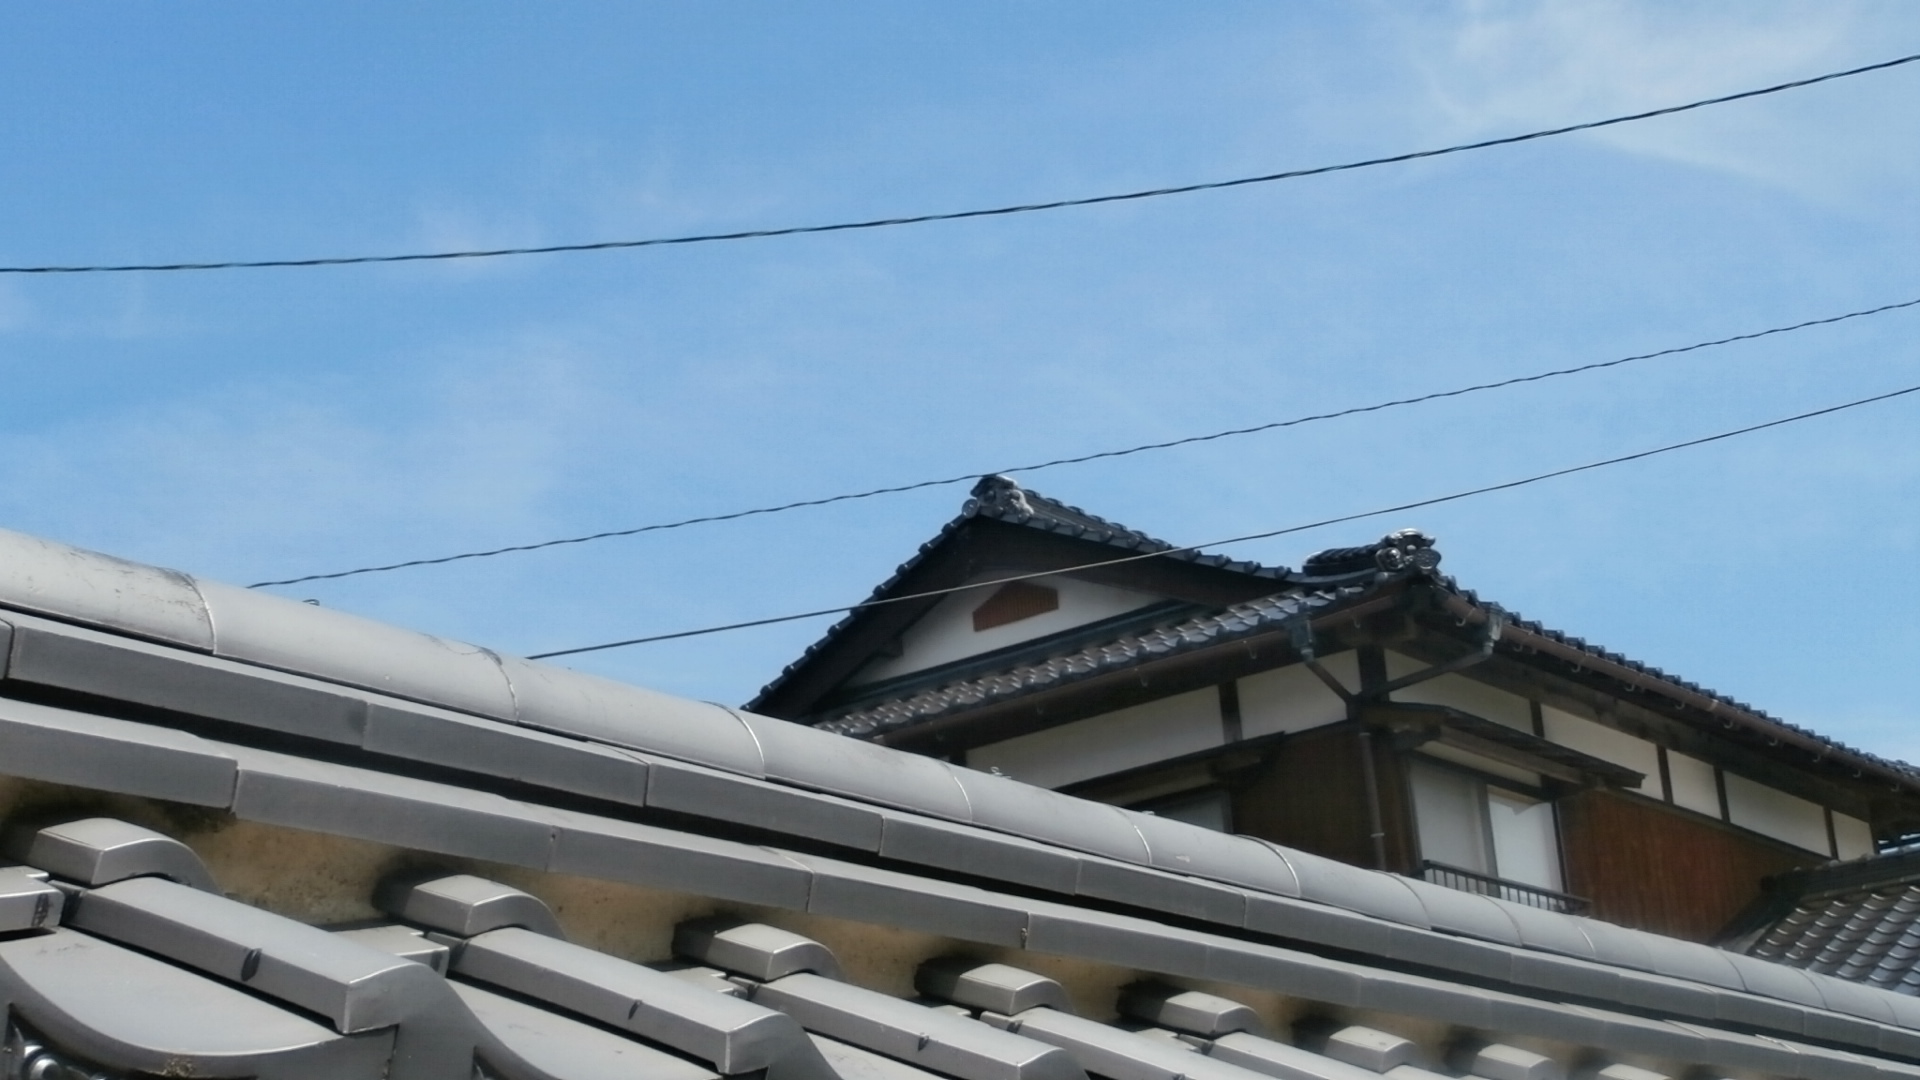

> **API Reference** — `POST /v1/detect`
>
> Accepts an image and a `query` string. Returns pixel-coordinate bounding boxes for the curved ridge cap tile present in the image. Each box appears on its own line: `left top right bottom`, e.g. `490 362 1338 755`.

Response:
497 656 765 775
1254 842 1429 928
1807 969 1901 1025
0 928 356 1067
196 579 517 721
1721 951 1831 1009
737 712 972 821
1394 876 1523 944
1874 985 1920 1029
1121 811 1300 897
1484 897 1597 959
0 528 214 650
1568 917 1658 972
949 769 1150 864
1645 938 1744 990
8 818 219 894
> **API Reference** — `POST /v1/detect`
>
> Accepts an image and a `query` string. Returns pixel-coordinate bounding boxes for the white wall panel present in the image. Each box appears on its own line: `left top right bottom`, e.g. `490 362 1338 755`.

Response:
1237 653 1353 739
1724 772 1831 855
1383 653 1532 731
1666 752 1721 818
852 574 1161 685
966 687 1222 789
1834 813 1875 860
1540 706 1662 797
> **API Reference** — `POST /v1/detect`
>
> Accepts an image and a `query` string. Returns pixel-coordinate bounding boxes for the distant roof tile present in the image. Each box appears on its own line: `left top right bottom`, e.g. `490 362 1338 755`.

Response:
1442 581 1920 782
747 476 1288 711
785 480 1917 791
818 588 1357 737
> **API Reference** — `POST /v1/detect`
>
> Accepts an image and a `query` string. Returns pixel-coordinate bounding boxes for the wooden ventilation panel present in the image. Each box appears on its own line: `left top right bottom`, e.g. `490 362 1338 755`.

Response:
971 581 1060 632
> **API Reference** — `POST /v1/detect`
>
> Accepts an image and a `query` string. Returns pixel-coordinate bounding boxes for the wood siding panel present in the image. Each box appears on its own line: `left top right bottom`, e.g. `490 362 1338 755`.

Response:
1233 725 1414 872
1559 788 1817 941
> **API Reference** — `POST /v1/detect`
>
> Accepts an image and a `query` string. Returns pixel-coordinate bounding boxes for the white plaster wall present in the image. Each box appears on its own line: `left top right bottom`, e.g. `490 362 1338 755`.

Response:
1237 653 1354 739
1723 772 1831 855
852 574 1161 685
966 687 1222 790
1834 813 1876 860
1666 751 1721 818
1540 706 1662 797
1384 653 1532 731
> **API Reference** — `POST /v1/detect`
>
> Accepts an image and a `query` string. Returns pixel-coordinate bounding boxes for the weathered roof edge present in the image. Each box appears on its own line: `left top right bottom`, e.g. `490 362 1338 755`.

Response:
1433 589 1920 794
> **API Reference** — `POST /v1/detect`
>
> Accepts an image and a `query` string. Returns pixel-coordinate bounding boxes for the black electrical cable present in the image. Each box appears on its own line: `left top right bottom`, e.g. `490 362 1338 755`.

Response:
523 381 1920 659
9 52 1919 276
247 292 1920 589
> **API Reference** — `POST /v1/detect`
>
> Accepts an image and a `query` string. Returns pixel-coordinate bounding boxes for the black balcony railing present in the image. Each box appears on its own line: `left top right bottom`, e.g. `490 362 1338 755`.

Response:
1419 860 1590 915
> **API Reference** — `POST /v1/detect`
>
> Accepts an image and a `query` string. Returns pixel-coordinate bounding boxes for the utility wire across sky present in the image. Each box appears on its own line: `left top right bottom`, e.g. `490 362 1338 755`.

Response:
248 291 1920 589
525 381 1920 660
8 51 1920 276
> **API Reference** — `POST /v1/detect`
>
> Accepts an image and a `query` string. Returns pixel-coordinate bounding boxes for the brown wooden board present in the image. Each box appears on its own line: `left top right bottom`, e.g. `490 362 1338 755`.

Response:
1558 788 1818 942
1231 724 1414 873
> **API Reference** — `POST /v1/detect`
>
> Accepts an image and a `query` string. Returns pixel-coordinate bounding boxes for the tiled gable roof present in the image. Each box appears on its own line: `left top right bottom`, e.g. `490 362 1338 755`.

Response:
746 475 1288 712
818 587 1364 737
764 477 1920 794
1735 850 1920 995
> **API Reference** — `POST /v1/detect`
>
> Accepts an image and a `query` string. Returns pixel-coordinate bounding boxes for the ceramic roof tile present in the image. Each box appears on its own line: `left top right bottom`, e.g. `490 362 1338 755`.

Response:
818 589 1354 737
10 520 1920 1077
747 476 1292 711
742 480 1920 791
1752 883 1920 996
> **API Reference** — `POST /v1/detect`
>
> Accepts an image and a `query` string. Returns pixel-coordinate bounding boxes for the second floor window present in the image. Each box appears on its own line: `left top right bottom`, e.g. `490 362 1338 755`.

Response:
1408 759 1563 893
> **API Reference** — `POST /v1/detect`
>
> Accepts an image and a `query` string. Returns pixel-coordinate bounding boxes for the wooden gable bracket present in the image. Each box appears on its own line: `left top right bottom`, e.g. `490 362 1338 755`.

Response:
1360 606 1506 703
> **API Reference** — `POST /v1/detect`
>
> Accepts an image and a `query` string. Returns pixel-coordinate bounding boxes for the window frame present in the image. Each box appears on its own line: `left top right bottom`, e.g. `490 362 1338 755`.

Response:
1406 753 1565 891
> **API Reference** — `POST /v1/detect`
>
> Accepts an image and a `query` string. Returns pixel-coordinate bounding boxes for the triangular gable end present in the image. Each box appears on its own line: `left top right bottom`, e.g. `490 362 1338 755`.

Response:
746 475 1290 720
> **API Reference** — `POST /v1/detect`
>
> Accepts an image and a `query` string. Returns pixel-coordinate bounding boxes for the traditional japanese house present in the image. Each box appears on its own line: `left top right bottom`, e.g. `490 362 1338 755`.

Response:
752 476 1920 944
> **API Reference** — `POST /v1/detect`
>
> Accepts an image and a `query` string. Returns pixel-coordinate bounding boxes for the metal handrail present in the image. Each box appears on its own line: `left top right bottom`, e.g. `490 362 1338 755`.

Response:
1419 860 1590 915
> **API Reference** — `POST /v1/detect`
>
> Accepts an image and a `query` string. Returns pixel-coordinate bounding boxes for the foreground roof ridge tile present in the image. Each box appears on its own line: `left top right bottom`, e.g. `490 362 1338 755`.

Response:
6 522 1920 1053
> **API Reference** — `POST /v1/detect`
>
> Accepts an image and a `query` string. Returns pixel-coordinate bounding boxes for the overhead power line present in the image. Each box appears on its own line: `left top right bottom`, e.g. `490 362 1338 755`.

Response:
10 52 1920 277
524 381 1920 660
248 291 1920 589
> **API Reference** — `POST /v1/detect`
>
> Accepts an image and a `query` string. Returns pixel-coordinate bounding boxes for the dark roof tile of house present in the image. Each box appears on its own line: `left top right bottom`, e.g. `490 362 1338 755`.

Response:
776 478 1918 791
746 476 1291 712
818 587 1361 737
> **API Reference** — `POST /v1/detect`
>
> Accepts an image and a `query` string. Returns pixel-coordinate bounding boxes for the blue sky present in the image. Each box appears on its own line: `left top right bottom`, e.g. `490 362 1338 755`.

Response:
2 4 1917 759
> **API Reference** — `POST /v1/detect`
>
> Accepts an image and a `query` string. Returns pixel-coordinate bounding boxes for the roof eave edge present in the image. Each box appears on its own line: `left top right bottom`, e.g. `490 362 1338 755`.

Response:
1435 593 1920 799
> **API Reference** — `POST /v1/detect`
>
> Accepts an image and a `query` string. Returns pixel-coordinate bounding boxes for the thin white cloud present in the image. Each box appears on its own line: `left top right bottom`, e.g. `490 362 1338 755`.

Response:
0 330 611 586
1390 1 1920 208
0 282 30 333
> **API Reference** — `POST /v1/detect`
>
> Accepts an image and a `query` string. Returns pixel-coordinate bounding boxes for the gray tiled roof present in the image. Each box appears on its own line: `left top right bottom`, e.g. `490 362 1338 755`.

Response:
1442 582 1920 784
778 478 1918 790
819 587 1363 736
1736 851 1920 996
4 522 1920 1078
1751 885 1920 995
747 475 1292 712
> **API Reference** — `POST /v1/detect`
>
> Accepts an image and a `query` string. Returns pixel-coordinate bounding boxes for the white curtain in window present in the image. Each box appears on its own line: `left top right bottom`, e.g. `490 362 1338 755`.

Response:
1486 789 1563 891
1409 762 1491 873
